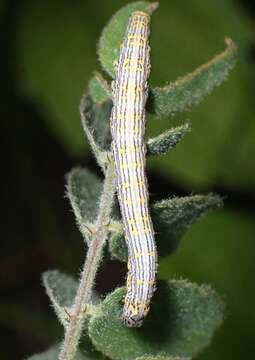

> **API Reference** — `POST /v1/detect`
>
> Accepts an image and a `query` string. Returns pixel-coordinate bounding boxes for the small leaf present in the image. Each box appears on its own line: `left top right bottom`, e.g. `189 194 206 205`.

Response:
66 167 103 244
137 357 190 360
42 270 78 327
98 1 159 77
88 280 224 360
42 271 102 358
26 343 85 360
153 194 223 257
88 72 111 104
147 124 191 156
80 93 112 170
108 220 127 262
147 38 237 117
109 194 222 261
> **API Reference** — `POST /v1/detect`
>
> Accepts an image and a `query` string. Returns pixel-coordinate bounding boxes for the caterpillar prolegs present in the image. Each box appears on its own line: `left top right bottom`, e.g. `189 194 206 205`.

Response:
110 11 158 327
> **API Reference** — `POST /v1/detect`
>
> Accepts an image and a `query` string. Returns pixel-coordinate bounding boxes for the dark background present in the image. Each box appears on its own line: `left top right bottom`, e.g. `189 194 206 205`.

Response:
1 0 255 359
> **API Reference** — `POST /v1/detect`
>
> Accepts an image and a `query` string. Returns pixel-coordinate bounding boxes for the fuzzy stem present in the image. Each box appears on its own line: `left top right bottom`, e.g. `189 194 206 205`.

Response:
59 161 116 360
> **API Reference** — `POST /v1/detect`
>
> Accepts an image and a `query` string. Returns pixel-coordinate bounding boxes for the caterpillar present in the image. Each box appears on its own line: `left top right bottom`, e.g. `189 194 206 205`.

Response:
110 11 157 327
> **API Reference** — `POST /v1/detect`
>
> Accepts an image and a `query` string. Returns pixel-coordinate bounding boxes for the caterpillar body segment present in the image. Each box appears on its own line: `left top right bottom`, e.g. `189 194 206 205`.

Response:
110 11 157 327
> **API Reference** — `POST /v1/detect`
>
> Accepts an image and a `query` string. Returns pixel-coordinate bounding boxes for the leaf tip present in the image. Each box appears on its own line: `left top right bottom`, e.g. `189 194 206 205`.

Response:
41 269 58 286
224 37 238 60
149 2 159 14
225 37 236 50
207 193 224 209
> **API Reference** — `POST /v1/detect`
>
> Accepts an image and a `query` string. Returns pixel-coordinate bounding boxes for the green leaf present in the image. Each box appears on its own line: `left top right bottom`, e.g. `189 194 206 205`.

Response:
108 220 127 262
66 167 103 244
42 270 78 327
42 271 102 358
26 343 85 360
80 92 111 170
147 124 191 156
98 1 159 77
153 194 223 257
88 280 224 360
88 72 111 104
109 194 222 262
137 357 190 360
147 39 237 117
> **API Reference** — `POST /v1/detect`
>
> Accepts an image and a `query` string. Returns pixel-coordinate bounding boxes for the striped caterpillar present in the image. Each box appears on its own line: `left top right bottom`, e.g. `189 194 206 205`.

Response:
110 11 157 327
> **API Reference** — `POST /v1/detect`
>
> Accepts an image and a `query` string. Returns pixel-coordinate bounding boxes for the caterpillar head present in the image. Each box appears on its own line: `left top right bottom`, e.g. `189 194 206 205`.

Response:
122 298 150 327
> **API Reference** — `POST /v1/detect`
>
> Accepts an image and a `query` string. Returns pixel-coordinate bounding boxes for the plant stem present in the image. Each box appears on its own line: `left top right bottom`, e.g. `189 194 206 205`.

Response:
59 161 116 360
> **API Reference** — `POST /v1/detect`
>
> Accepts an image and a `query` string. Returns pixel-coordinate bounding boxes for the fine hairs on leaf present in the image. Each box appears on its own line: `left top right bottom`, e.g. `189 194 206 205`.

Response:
28 2 237 360
88 280 224 360
109 194 223 262
42 270 79 328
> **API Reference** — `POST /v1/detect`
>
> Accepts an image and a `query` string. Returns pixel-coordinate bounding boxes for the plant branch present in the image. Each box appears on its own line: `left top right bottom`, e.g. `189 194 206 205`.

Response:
59 161 116 360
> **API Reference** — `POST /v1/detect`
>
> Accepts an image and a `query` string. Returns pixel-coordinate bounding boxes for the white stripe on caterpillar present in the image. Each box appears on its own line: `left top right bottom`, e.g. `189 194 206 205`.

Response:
110 11 157 327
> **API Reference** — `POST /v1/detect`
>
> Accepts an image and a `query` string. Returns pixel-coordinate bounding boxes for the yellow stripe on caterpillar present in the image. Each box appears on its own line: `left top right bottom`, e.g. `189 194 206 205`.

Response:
119 179 144 189
136 278 156 285
127 40 147 47
119 162 143 170
133 11 150 18
129 227 150 236
124 298 150 315
126 214 149 225
128 35 146 41
120 84 143 91
133 251 156 258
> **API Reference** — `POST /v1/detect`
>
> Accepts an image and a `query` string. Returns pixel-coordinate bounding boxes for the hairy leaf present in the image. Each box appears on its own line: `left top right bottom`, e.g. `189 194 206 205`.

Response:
108 220 127 262
80 93 112 170
98 1 158 77
42 271 102 358
88 72 111 104
42 270 78 327
109 194 222 261
88 280 224 360
147 39 237 117
66 167 103 244
147 124 191 156
153 194 223 257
